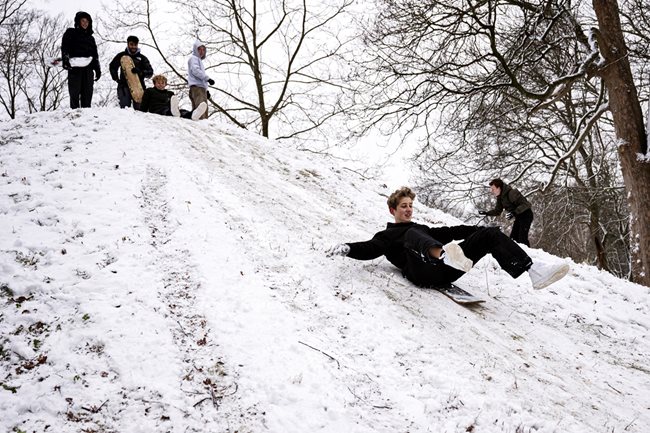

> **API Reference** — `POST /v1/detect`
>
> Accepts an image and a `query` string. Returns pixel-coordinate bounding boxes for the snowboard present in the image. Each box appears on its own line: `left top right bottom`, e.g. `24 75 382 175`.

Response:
435 284 485 305
120 55 144 103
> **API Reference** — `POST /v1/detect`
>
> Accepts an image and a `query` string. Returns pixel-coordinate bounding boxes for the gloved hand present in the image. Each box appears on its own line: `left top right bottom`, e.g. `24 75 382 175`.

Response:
94 70 101 81
325 244 350 257
505 212 514 220
208 78 215 85
131 67 141 74
478 210 487 215
206 91 211 99
62 56 71 70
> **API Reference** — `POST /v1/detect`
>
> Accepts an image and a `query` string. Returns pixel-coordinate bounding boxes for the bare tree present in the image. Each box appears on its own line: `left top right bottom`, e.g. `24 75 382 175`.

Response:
21 13 67 112
360 0 649 286
184 0 357 138
0 0 25 26
620 0 650 97
533 182 630 277
592 0 649 285
0 8 87 117
0 7 33 118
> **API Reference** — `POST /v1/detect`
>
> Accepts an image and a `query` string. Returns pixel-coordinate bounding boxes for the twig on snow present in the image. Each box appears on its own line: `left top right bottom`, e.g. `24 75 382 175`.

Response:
193 397 211 408
81 399 108 413
624 417 638 431
298 340 340 369
176 320 191 337
194 383 239 409
606 381 622 394
346 386 391 409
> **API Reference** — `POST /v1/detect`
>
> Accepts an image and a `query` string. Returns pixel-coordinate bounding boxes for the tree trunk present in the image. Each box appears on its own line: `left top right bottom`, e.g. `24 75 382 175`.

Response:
593 0 650 286
594 235 610 272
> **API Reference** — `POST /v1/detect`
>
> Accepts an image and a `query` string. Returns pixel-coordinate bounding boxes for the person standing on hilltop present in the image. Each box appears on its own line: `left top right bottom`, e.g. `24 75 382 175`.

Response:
109 35 154 110
187 40 214 120
61 11 101 109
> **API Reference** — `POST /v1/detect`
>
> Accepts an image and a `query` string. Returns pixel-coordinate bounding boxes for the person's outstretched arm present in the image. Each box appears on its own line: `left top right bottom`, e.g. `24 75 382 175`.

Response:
485 199 503 217
326 234 387 260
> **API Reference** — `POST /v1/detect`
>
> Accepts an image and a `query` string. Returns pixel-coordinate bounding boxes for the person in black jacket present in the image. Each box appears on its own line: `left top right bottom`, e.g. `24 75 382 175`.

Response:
326 187 569 290
478 178 534 246
109 35 154 109
61 11 101 109
139 75 206 120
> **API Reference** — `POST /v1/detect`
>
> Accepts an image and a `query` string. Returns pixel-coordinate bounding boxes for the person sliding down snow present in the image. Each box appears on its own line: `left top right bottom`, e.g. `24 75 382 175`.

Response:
139 75 206 121
325 186 569 290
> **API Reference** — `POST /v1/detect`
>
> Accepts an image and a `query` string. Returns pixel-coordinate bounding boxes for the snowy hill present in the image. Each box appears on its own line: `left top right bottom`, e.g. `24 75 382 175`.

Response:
1 108 649 433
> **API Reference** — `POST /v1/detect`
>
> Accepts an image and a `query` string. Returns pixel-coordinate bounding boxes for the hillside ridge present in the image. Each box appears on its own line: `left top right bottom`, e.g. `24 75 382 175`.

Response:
0 108 648 433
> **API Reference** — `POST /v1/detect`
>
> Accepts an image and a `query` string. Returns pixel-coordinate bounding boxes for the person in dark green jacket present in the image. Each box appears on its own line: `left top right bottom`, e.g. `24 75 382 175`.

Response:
479 178 533 246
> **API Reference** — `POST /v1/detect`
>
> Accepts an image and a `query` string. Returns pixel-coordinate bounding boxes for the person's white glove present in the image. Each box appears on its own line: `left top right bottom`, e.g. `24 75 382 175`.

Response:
325 243 350 257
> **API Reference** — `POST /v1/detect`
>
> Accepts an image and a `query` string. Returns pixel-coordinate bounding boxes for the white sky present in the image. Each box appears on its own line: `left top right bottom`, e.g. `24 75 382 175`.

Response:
32 0 102 20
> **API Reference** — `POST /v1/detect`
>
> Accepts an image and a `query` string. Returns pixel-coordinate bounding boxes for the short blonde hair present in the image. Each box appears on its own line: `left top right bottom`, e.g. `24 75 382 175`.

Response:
387 187 415 210
152 74 167 85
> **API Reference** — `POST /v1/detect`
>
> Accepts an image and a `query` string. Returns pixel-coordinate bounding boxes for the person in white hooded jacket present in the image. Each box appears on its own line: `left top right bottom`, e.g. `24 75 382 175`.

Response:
187 40 214 120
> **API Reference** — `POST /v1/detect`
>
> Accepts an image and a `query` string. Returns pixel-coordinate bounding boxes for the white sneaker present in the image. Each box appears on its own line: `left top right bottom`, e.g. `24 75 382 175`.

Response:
442 242 473 273
191 102 207 121
528 261 570 290
170 95 181 117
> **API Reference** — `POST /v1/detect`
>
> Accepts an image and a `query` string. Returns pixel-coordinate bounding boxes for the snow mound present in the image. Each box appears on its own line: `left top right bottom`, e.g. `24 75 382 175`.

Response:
1 108 648 433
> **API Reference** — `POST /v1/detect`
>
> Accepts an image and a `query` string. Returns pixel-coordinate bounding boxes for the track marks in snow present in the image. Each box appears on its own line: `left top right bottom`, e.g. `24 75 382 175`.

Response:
139 165 266 432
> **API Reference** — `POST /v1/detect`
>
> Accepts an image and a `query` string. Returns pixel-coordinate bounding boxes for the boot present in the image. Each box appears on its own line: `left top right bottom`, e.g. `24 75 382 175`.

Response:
191 102 207 121
170 95 181 117
528 261 569 290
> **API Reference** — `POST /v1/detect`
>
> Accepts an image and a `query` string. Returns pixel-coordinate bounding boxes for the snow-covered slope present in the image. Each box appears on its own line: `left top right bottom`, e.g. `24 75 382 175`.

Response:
1 108 648 433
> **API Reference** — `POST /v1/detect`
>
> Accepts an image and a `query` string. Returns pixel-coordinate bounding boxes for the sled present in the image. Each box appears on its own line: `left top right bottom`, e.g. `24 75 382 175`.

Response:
120 55 144 103
435 284 485 306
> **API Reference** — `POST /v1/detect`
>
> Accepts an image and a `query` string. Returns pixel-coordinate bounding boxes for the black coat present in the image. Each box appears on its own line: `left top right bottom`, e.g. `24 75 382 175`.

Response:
346 222 478 271
109 49 154 89
139 87 173 115
61 11 100 74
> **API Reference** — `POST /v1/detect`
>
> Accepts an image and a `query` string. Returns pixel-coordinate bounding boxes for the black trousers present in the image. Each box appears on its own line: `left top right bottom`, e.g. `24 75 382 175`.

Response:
511 208 534 246
402 226 532 288
68 67 94 108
